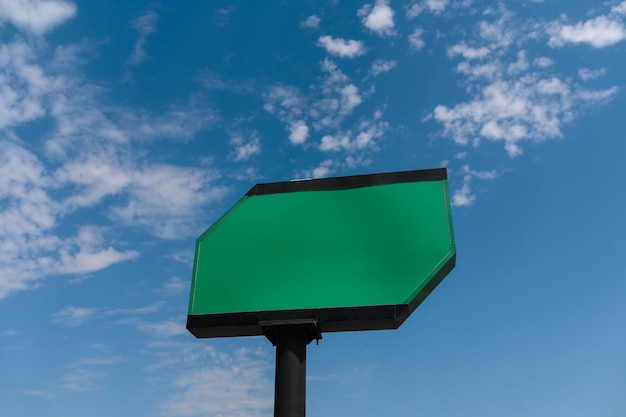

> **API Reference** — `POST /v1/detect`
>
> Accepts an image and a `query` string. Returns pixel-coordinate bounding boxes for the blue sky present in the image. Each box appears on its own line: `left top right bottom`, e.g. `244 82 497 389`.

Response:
1 0 625 416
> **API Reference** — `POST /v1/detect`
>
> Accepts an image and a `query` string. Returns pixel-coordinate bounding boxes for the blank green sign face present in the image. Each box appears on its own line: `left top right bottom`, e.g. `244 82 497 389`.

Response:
187 168 455 338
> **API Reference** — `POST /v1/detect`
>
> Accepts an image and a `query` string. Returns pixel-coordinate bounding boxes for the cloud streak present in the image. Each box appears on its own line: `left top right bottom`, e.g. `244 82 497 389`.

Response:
0 24 227 298
158 347 273 417
128 9 159 65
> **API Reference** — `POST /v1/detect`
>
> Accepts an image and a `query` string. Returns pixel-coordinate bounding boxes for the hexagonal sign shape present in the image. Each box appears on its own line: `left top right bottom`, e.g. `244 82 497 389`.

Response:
187 168 456 338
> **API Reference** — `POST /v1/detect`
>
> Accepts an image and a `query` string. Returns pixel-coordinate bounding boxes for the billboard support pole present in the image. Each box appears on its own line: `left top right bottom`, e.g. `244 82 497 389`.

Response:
264 321 321 417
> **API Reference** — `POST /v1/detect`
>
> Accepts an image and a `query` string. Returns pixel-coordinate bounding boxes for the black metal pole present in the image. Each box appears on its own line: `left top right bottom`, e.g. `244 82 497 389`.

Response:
263 321 321 417
274 329 307 417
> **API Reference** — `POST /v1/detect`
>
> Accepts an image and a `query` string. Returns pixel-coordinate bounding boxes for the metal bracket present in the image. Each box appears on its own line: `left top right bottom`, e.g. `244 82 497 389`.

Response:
260 319 322 346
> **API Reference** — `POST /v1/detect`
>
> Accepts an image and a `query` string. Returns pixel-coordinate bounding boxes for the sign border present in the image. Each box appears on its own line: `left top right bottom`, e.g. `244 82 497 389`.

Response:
187 168 455 338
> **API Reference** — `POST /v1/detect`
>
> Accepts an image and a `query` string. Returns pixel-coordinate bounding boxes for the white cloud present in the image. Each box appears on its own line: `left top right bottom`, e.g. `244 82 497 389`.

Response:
263 85 311 143
407 0 449 18
341 84 363 114
104 301 165 316
319 119 387 152
434 9 619 158
139 319 187 338
447 42 490 59
577 86 619 102
128 9 159 65
456 61 500 80
426 0 449 13
0 142 139 298
408 27 426 50
230 133 261 161
214 7 235 27
358 0 395 37
451 165 497 207
159 347 273 417
53 148 228 241
52 306 97 327
452 181 474 207
0 40 62 129
301 15 320 29
317 35 366 58
613 1 626 15
478 13 515 49
158 277 187 296
55 226 139 275
265 60 372 147
0 17 227 301
370 59 397 76
533 56 553 67
110 164 228 239
263 85 304 118
507 51 529 75
578 67 606 80
309 59 364 130
548 16 626 48
289 120 309 144
57 368 106 392
28 354 122 397
320 133 351 152
0 0 76 34
54 154 132 210
312 159 335 178
433 75 573 156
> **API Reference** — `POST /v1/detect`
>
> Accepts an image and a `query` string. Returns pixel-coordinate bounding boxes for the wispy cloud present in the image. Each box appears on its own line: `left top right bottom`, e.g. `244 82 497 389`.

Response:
369 59 397 76
27 351 123 398
408 27 426 51
52 306 97 327
128 9 159 65
55 226 140 275
319 117 387 153
158 347 273 417
229 132 261 161
0 39 224 294
157 277 188 297
451 165 498 207
317 35 366 58
214 7 235 27
264 58 388 175
447 42 490 60
104 301 165 316
358 0 395 37
533 56 553 68
406 0 449 18
312 59 363 128
301 15 320 29
138 319 187 338
0 0 77 34
432 9 619 158
264 59 366 137
578 67 606 81
108 164 228 239
430 5 621 205
613 1 626 15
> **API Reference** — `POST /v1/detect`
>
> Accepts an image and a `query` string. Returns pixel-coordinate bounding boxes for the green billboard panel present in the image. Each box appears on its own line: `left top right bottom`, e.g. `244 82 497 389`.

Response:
187 168 455 338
